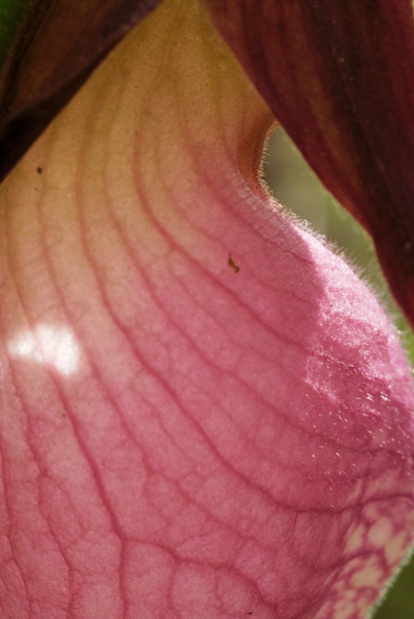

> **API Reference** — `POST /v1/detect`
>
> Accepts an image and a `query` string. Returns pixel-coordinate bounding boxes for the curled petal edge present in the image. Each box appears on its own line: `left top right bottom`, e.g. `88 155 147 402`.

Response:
205 0 414 328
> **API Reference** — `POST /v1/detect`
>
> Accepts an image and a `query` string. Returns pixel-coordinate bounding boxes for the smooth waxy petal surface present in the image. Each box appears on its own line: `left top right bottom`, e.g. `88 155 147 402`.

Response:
0 1 413 618
206 0 414 328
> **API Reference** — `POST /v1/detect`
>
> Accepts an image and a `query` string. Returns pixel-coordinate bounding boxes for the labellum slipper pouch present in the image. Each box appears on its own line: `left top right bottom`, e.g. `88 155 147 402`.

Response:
0 1 413 618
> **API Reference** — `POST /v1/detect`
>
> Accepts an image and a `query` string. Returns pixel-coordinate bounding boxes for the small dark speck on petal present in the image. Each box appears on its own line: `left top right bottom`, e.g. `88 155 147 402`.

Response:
228 253 240 273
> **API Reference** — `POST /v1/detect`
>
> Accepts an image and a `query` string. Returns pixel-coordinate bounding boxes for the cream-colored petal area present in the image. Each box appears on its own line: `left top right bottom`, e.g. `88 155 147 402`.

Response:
0 1 413 618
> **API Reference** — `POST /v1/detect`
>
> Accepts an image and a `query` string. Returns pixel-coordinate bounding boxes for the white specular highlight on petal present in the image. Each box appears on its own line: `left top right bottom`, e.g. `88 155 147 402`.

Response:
8 324 80 376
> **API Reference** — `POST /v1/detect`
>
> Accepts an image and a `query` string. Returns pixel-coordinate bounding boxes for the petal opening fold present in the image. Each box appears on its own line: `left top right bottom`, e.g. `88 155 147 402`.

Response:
206 0 414 327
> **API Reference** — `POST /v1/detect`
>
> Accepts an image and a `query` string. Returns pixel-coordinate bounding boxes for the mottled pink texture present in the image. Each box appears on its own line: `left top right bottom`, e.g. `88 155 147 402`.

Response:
0 1 413 618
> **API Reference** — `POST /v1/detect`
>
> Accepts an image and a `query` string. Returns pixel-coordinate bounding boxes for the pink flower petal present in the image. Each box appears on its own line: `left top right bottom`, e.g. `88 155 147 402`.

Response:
0 2 413 618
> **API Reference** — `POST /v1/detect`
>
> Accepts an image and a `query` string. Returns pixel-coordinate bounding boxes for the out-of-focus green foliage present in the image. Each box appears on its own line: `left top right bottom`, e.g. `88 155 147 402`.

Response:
0 0 29 65
265 126 414 619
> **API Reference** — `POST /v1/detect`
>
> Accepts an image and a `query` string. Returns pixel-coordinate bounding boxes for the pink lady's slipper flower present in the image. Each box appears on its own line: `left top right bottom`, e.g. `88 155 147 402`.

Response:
0 1 413 618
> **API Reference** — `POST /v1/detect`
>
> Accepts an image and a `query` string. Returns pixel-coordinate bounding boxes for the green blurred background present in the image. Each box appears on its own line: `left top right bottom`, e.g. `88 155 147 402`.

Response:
265 127 414 619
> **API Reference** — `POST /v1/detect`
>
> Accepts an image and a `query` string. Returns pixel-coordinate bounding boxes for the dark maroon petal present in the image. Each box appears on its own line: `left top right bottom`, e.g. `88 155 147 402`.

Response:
0 0 161 182
206 0 414 327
